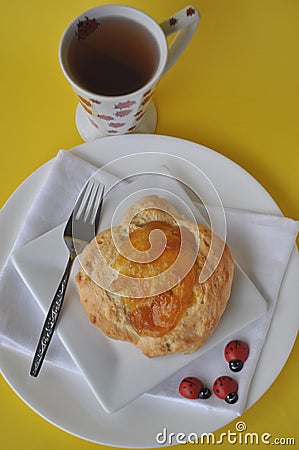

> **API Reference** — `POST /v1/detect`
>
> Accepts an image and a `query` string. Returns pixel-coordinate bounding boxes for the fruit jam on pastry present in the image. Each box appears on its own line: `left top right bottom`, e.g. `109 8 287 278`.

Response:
112 221 197 337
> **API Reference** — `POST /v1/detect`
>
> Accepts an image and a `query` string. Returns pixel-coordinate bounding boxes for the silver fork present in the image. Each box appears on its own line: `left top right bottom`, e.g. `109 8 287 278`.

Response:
30 179 105 377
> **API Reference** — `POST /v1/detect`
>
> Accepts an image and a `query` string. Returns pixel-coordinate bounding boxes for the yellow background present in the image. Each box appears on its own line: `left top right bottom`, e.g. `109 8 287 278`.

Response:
1 0 298 449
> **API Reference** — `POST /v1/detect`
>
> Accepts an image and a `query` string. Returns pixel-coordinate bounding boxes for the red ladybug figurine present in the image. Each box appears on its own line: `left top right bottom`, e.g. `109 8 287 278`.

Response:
76 17 100 41
213 376 238 404
179 377 211 400
224 340 249 372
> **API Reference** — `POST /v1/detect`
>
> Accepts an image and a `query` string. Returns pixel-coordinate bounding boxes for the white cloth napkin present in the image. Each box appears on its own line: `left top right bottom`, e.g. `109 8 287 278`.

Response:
0 150 298 415
148 209 299 414
0 151 98 369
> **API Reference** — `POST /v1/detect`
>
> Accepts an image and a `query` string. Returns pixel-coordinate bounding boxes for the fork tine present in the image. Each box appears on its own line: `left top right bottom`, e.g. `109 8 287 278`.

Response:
91 184 105 225
82 181 104 224
74 178 104 225
74 179 94 220
83 181 98 223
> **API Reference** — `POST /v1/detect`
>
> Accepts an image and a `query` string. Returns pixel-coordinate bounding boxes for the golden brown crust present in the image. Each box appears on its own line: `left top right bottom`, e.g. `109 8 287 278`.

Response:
75 196 234 358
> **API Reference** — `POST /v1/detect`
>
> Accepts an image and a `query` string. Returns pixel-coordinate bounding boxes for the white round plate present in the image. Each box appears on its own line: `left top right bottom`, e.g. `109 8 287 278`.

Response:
1 134 298 448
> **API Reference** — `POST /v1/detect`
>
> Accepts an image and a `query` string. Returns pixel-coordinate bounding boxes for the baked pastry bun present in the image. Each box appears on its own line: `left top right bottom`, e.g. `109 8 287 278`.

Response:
75 196 234 358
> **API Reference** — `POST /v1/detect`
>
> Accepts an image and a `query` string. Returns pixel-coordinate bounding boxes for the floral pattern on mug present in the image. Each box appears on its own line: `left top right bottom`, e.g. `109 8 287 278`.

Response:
186 7 196 16
109 122 126 128
115 109 133 117
77 95 91 106
169 17 178 27
89 98 101 104
142 92 154 106
88 117 99 128
80 103 93 115
76 92 144 135
98 114 114 121
115 100 136 110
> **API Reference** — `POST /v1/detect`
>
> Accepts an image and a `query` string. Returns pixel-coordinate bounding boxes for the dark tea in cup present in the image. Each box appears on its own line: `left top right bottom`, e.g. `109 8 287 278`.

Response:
67 16 160 96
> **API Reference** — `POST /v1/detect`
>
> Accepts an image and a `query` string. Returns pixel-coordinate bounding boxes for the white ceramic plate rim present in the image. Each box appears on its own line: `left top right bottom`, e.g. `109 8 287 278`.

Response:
1 134 298 448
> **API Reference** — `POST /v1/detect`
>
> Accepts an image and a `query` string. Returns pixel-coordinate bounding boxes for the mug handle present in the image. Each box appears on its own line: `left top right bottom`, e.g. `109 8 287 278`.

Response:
159 5 200 75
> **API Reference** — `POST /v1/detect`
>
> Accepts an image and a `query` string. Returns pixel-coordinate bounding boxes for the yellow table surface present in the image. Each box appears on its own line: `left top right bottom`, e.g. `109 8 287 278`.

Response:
1 0 298 449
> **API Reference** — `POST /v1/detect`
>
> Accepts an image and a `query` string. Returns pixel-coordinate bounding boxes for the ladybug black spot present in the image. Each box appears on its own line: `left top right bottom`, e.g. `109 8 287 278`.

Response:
216 389 220 393
189 391 193 395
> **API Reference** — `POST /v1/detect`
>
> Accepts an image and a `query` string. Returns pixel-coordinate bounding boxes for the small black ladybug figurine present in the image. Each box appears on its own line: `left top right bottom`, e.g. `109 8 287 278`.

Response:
224 340 249 372
213 376 238 404
179 377 211 400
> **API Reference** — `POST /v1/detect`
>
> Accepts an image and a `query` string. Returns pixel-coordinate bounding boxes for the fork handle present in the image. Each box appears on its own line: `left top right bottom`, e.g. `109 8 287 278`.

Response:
30 256 74 377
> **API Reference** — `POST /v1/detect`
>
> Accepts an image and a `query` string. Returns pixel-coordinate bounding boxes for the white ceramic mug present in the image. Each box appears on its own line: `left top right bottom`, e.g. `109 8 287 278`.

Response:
59 4 200 140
